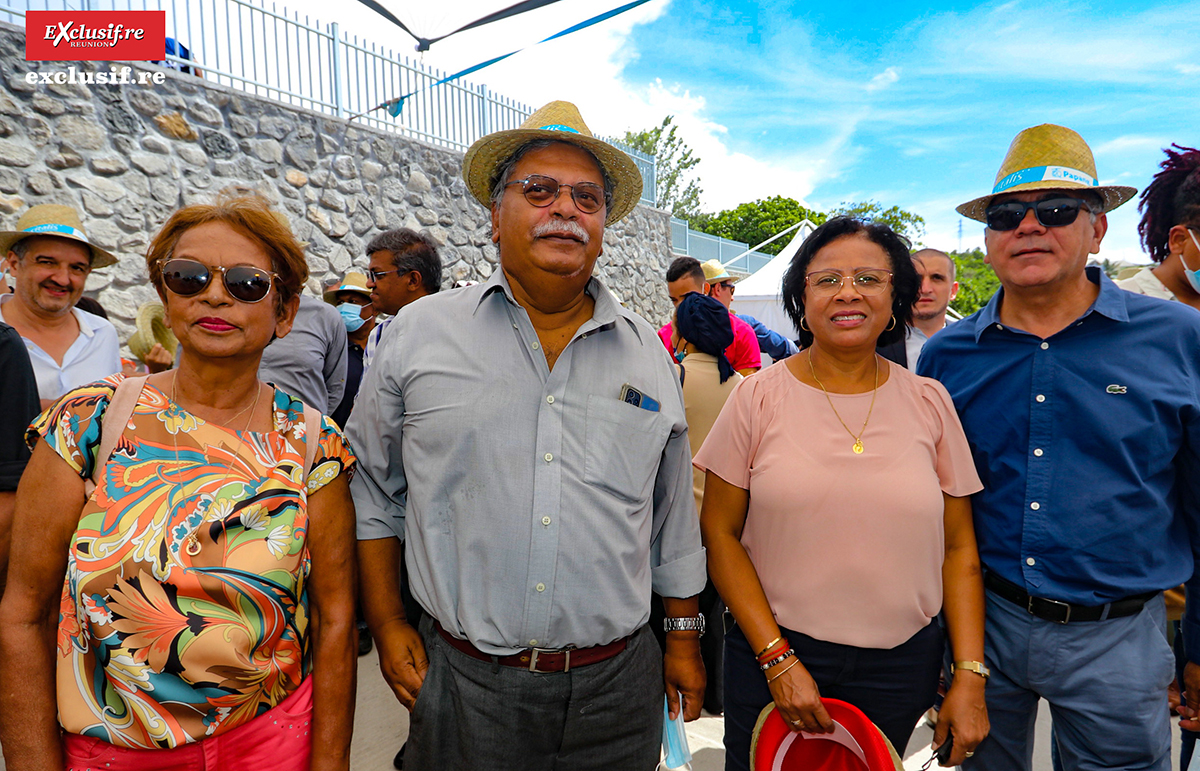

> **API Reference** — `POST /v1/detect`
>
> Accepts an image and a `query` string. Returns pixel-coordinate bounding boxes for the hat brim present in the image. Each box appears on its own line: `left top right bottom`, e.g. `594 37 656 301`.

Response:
133 302 178 362
323 284 372 303
0 230 118 269
462 128 643 225
957 182 1138 223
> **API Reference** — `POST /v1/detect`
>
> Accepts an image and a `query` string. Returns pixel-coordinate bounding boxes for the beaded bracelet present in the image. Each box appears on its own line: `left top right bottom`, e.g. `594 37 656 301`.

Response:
759 648 795 671
754 637 783 660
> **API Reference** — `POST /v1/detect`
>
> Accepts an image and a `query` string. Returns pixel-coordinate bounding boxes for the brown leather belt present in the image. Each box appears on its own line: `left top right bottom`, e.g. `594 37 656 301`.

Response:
434 621 627 673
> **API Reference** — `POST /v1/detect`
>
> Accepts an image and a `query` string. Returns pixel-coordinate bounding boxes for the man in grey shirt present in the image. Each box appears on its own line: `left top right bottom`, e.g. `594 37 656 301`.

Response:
259 293 347 413
348 101 707 770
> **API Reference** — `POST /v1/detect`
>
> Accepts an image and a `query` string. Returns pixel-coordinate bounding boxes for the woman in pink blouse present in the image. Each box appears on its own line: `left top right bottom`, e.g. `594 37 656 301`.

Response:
696 217 988 769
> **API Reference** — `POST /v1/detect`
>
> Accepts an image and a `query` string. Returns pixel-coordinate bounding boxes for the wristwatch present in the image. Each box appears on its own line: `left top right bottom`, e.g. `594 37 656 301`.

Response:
953 660 990 680
663 615 706 637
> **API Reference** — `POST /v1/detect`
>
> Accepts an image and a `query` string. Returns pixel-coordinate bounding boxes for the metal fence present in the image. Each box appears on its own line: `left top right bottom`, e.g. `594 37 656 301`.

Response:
669 217 771 275
1 0 657 206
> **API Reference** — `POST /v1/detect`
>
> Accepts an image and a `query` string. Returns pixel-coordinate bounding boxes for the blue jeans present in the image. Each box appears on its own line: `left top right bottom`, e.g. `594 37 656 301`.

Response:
964 588 1173 771
723 621 942 771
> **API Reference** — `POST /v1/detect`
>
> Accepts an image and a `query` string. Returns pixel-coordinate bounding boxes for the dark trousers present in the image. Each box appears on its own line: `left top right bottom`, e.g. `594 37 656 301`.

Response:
406 616 664 771
723 621 943 771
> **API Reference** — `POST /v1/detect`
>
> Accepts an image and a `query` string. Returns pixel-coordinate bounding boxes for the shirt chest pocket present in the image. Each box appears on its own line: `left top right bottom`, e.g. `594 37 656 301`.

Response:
583 394 670 505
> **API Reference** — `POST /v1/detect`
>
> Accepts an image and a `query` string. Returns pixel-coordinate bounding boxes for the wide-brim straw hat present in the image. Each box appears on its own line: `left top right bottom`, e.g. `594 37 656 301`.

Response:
462 100 643 225
701 259 739 284
0 204 118 268
128 300 179 363
750 701 903 771
323 271 371 304
957 124 1137 222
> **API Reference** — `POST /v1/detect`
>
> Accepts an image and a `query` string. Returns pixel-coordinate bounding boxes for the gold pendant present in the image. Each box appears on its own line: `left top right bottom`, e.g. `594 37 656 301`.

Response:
185 534 202 556
852 440 864 454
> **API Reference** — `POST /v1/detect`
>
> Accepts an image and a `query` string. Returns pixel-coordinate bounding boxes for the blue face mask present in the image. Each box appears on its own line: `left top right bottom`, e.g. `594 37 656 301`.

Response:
337 302 368 332
660 695 692 769
1184 229 1200 295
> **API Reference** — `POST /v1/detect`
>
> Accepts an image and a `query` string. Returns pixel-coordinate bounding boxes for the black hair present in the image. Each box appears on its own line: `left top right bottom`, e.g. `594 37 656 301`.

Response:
781 216 918 348
74 296 107 319
1137 145 1200 263
366 228 443 294
666 256 705 284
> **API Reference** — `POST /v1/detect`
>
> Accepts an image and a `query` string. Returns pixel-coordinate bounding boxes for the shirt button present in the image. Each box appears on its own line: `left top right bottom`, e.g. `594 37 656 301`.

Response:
1034 448 1044 457
536 583 545 592
1030 502 1040 510
996 324 1004 330
546 395 555 404
544 452 553 463
542 516 552 526
1026 557 1036 566
1040 342 1049 350
1036 394 1046 403
532 342 540 350
529 639 538 646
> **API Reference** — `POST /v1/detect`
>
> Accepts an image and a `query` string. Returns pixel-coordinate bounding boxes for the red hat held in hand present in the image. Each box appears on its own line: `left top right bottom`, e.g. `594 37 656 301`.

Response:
751 700 903 771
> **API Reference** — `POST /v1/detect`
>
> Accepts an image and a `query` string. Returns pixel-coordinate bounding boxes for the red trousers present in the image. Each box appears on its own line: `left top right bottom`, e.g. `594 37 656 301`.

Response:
64 677 314 771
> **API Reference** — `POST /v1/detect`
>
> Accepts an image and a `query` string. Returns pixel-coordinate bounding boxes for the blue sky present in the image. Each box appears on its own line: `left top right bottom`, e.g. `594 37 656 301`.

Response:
277 0 1199 261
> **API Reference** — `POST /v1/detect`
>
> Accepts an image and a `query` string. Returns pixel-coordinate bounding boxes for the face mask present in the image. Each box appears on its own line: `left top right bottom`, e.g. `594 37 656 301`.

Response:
660 695 692 769
1184 229 1200 295
674 349 686 363
337 302 368 332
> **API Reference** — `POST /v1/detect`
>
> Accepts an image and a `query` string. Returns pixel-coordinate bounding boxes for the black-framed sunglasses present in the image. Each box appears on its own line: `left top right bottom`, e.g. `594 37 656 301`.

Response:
985 197 1091 232
504 174 610 214
160 258 279 304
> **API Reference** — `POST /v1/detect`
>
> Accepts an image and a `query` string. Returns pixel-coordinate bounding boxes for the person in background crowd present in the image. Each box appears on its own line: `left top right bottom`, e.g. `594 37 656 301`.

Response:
703 258 799 363
0 193 357 771
659 256 762 375
1116 144 1200 311
879 248 960 369
0 322 39 600
699 216 988 768
325 271 375 430
258 217 347 414
362 229 443 372
0 204 121 409
349 101 706 771
919 124 1200 771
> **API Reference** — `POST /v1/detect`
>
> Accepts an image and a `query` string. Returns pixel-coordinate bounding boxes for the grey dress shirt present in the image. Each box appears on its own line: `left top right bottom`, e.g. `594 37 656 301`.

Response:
348 269 707 655
259 295 348 413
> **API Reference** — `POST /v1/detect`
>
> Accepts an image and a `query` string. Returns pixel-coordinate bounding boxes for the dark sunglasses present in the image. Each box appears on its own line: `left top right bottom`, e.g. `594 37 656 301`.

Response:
985 197 1091 232
504 174 610 214
161 258 279 303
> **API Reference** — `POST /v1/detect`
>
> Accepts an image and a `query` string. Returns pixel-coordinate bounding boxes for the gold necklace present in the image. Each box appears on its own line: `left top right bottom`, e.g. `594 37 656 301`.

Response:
807 349 879 455
170 372 262 556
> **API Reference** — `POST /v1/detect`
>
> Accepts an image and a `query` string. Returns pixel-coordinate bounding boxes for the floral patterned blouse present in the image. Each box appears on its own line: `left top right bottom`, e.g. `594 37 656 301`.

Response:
27 375 356 749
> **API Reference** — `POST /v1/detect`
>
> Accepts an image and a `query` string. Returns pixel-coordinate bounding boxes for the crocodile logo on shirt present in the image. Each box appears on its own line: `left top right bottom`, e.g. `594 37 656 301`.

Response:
1106 384 1128 394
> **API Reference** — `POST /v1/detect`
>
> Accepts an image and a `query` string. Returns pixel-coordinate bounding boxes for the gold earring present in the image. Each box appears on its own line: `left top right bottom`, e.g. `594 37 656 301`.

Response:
799 316 809 332
886 315 897 331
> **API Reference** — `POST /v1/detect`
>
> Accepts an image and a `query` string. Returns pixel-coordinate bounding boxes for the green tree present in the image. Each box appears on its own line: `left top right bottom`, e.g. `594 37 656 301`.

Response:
693 196 826 255
622 116 703 221
948 248 999 316
831 201 926 244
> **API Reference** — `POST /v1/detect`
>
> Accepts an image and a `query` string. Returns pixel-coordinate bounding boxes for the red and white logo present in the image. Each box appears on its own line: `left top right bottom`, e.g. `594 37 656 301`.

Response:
25 10 165 61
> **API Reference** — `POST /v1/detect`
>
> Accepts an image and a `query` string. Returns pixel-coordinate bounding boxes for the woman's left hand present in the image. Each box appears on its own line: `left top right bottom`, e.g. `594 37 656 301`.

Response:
932 674 989 766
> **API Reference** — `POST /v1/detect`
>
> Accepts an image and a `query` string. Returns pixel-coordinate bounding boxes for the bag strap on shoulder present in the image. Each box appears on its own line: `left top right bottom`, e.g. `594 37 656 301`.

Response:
86 375 149 497
300 404 322 484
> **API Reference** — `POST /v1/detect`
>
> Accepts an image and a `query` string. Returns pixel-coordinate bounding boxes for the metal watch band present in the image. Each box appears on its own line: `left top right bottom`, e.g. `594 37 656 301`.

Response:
663 615 706 636
953 660 990 679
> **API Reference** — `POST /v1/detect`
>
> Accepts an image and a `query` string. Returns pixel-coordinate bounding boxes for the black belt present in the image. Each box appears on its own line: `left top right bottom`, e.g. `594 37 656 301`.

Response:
984 571 1158 624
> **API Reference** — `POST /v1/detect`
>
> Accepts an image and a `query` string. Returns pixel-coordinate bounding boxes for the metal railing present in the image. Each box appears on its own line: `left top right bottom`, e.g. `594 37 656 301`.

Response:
670 217 769 275
1 0 657 207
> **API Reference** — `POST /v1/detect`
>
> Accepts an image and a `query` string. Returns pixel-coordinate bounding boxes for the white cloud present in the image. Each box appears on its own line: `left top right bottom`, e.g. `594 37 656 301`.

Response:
866 67 900 92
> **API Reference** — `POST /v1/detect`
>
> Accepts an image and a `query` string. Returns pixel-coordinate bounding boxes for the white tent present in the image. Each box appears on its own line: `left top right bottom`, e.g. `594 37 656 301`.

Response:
730 220 817 341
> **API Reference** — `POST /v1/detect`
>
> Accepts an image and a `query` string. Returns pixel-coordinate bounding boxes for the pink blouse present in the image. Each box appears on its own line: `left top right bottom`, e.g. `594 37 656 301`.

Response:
694 360 982 649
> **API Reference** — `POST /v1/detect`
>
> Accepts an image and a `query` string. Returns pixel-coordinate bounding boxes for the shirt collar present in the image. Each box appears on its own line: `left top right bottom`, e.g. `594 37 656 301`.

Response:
971 265 1128 341
474 266 628 332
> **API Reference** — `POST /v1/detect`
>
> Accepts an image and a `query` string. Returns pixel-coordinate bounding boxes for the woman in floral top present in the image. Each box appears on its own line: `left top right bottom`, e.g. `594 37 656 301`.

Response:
0 194 358 771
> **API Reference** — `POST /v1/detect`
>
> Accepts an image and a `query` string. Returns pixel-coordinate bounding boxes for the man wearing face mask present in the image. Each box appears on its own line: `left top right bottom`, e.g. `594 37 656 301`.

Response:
326 271 375 430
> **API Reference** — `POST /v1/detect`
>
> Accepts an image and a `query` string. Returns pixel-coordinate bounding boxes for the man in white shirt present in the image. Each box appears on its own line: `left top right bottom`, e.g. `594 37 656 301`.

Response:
0 205 120 408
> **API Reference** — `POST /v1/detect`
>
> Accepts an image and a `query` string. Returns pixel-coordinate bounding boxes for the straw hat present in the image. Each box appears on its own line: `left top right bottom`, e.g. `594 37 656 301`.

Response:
0 204 118 268
701 259 739 284
461 100 643 225
957 124 1137 222
751 701 903 771
323 271 371 304
127 300 179 364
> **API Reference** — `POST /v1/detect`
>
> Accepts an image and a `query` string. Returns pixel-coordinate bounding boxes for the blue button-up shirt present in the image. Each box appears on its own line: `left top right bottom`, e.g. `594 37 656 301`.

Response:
918 268 1200 657
348 269 706 655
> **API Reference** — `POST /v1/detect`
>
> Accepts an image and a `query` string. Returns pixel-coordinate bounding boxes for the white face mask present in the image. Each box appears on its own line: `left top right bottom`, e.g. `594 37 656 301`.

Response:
1182 229 1200 295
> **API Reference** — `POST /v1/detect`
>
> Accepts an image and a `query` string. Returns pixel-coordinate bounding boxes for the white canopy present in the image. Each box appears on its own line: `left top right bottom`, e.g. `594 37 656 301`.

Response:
730 220 816 340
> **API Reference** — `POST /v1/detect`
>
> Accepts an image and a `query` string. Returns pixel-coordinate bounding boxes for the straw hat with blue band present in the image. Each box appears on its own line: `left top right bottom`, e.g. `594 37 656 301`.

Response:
323 271 372 304
956 124 1138 223
0 204 118 269
461 100 643 225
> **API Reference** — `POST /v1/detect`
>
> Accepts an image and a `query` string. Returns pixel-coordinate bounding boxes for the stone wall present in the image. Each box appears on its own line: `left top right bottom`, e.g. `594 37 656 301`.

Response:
0 22 675 350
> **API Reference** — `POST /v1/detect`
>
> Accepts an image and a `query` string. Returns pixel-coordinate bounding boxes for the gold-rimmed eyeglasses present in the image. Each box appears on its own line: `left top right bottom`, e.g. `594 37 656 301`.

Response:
805 269 893 297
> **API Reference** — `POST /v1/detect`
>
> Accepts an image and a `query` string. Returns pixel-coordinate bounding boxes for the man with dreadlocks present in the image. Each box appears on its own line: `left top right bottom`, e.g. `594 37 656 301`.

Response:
1116 145 1200 311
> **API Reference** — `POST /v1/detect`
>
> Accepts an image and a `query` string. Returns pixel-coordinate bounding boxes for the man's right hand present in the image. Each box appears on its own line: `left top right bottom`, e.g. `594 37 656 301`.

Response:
376 618 429 711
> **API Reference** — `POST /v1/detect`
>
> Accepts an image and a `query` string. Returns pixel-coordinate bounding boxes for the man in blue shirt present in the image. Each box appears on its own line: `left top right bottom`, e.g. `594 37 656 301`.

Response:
919 124 1200 770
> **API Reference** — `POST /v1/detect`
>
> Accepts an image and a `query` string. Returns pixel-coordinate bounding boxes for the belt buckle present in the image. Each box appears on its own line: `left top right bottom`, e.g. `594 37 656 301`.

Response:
528 645 575 673
1030 596 1072 623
